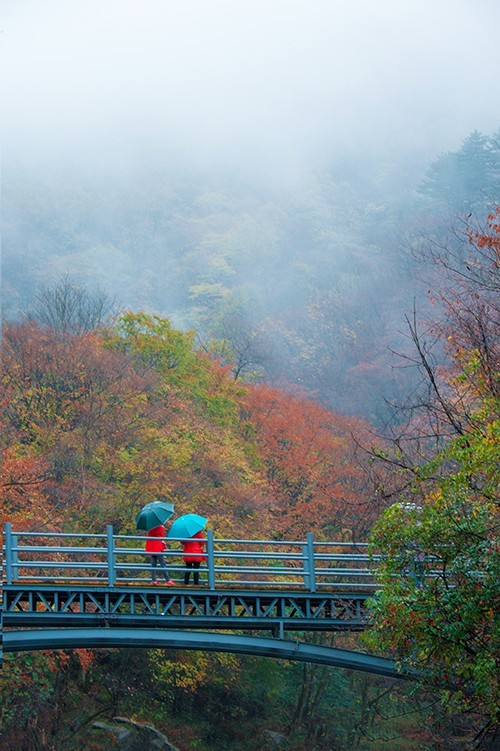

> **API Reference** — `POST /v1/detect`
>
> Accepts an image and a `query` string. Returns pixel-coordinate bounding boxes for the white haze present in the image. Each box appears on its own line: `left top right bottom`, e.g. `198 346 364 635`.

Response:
2 0 500 173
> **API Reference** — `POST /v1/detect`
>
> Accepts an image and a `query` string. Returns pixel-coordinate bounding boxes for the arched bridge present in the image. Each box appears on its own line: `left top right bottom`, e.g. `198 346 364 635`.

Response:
0 524 409 679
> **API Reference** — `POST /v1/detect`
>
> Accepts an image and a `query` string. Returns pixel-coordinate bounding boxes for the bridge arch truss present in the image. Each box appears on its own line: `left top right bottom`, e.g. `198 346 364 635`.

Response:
2 628 404 679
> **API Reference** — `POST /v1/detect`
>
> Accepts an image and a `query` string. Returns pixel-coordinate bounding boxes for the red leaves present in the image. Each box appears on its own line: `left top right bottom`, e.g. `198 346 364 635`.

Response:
1 316 380 543
242 383 377 538
0 447 52 530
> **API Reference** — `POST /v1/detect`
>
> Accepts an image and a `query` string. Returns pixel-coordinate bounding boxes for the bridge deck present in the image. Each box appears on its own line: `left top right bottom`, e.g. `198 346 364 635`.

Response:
2 584 371 633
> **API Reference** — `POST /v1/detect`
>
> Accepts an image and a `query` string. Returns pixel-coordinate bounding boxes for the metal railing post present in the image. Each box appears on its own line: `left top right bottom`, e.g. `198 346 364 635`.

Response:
12 534 19 582
207 529 215 590
302 542 309 590
306 533 316 593
4 523 13 585
107 525 116 586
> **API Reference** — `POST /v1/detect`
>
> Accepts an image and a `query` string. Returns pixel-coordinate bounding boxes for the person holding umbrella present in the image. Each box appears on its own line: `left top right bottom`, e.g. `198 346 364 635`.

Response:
136 500 176 586
168 513 207 586
182 530 206 585
145 524 176 585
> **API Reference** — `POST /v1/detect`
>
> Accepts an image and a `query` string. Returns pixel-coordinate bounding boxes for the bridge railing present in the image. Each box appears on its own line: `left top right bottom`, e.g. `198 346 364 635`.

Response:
2 523 379 591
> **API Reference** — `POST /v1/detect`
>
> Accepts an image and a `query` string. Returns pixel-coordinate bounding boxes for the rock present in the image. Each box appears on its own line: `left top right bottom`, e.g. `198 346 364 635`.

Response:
263 729 287 747
92 716 182 751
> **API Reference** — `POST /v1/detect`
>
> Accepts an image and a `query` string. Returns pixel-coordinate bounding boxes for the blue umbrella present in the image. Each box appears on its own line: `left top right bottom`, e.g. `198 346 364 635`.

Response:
167 513 207 539
136 500 175 531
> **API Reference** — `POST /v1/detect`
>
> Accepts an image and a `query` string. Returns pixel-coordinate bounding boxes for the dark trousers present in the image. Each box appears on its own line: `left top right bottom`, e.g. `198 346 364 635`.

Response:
184 561 200 585
150 554 170 582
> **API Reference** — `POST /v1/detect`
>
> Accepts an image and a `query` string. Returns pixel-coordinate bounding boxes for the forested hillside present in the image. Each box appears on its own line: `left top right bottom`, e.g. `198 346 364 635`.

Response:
3 130 499 421
0 207 498 749
0 311 380 539
0 307 389 751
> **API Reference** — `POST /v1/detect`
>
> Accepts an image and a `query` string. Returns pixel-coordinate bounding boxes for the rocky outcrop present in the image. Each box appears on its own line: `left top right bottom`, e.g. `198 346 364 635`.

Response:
92 716 182 751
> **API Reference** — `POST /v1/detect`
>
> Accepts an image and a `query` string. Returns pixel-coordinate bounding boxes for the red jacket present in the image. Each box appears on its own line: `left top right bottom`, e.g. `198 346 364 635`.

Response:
182 530 206 562
145 525 166 553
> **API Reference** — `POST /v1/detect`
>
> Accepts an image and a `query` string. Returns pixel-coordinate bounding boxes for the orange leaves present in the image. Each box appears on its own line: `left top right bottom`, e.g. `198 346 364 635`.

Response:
1 314 379 543
470 207 500 252
242 383 375 539
1 321 166 530
73 648 97 676
0 447 52 530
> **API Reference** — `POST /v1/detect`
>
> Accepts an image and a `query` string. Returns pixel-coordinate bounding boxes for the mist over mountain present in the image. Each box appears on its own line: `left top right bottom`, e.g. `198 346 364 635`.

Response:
2 0 499 421
3 0 499 167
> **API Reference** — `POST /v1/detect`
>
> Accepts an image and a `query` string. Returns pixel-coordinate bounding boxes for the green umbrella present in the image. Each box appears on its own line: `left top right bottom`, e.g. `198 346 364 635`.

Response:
136 500 175 531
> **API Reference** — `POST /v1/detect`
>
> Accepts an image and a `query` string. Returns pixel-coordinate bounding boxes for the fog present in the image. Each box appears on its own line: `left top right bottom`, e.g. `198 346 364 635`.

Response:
2 1 499 422
3 0 500 172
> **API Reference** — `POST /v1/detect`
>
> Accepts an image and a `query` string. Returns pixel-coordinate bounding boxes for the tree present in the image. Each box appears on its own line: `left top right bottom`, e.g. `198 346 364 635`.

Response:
27 275 116 335
243 383 381 539
1 320 161 529
201 310 274 382
418 130 500 213
366 417 499 748
365 211 500 748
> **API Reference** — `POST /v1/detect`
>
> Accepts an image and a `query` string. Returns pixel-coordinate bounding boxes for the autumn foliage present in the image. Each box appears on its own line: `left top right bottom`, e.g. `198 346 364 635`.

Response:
1 312 376 541
242 384 380 539
0 309 381 744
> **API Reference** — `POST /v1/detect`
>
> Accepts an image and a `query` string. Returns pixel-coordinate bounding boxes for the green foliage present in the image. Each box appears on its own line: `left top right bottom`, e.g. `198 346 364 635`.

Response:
0 652 65 729
106 311 245 426
366 415 499 721
419 129 500 212
148 649 239 708
106 310 198 377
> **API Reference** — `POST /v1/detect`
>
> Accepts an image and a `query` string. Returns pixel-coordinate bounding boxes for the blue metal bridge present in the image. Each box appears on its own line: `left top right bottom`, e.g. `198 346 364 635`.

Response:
0 523 409 679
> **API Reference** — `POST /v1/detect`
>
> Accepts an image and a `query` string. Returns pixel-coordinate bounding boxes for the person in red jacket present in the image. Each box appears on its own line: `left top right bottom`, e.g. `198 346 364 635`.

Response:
183 530 206 585
145 524 175 585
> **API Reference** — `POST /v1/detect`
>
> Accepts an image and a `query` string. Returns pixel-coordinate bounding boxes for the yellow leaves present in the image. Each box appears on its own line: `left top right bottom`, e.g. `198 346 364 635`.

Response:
149 650 239 698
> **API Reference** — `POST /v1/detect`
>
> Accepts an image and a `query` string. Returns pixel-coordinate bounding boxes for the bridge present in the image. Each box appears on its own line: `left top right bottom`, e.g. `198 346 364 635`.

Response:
0 523 410 679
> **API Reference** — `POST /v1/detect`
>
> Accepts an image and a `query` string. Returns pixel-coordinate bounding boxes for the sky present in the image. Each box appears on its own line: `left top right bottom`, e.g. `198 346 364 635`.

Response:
2 0 500 172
